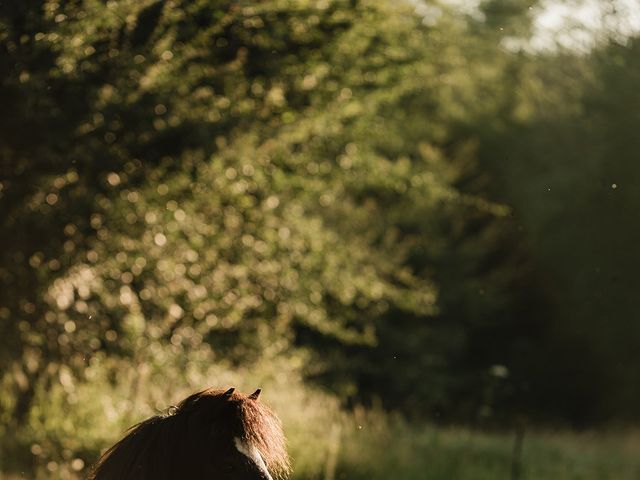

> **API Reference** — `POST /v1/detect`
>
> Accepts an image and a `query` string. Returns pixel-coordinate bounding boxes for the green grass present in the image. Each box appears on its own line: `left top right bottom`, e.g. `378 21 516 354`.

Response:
276 385 640 480
291 414 640 480
2 361 639 479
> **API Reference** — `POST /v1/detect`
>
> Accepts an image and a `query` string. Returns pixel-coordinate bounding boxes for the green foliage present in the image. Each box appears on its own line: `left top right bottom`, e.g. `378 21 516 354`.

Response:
474 35 640 423
1 0 520 459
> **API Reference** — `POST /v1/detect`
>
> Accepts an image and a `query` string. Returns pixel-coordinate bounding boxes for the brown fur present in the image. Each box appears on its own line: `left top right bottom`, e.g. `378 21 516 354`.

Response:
88 388 290 480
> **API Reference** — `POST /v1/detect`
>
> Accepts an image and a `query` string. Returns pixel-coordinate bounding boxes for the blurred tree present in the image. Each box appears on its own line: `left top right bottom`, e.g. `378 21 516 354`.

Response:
288 3 548 422
0 0 517 452
474 33 640 423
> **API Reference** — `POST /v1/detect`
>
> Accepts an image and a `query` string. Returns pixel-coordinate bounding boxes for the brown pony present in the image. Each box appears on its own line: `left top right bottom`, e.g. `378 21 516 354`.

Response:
88 387 290 480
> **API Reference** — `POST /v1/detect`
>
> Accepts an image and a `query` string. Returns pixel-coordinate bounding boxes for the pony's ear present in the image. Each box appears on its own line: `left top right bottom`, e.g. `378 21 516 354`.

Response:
248 388 261 400
223 387 235 396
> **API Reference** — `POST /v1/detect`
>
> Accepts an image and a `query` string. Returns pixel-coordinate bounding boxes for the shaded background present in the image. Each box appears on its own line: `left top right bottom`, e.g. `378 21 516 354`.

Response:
1 0 640 478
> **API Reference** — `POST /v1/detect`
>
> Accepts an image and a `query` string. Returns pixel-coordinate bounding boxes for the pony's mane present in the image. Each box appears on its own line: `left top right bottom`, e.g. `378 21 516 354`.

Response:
88 388 290 480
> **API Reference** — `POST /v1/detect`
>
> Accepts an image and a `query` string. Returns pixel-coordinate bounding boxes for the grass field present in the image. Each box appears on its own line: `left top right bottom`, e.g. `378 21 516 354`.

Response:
323 424 640 480
288 411 640 480
2 418 639 479
1 368 638 479
278 382 640 480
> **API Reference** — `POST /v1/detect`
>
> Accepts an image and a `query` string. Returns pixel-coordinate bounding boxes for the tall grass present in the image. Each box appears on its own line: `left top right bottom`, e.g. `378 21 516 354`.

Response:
2 358 639 479
315 416 640 480
273 375 640 480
